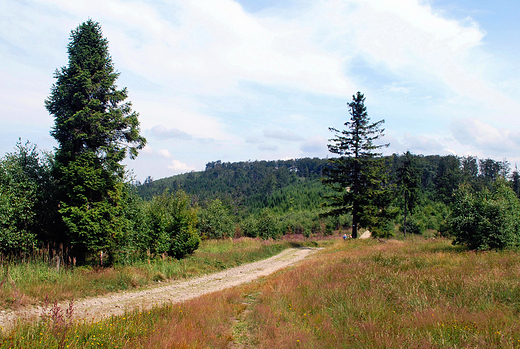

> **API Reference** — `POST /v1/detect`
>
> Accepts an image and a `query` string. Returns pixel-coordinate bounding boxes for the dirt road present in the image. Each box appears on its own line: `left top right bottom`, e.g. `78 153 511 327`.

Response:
0 247 318 333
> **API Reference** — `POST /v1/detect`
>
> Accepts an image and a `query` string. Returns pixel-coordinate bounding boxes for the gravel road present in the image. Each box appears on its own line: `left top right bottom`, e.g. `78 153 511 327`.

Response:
0 247 318 333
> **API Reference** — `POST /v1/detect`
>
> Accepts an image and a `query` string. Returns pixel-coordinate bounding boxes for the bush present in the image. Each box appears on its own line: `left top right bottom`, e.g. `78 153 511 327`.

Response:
143 190 201 258
198 199 235 239
256 209 281 240
279 211 315 236
240 216 259 238
0 141 55 256
449 180 520 250
399 217 423 235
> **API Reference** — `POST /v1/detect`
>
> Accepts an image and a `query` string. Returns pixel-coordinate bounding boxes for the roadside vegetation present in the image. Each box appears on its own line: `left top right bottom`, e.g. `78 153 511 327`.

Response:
0 237 311 309
5 237 520 348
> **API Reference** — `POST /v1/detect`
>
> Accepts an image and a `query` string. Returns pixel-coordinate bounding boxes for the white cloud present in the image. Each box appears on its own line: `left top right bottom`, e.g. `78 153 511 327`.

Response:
245 135 262 144
167 159 196 174
140 144 155 155
451 118 518 154
139 145 172 159
384 84 411 94
135 98 234 142
3 0 520 181
44 0 353 97
158 149 172 158
389 133 448 155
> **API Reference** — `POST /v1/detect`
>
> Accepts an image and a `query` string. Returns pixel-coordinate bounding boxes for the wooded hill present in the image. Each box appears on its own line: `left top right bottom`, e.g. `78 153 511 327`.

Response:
135 154 517 238
136 158 330 216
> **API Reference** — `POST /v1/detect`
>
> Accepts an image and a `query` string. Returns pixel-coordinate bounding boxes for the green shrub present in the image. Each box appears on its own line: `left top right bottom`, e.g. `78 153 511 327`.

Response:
240 216 259 238
449 180 520 250
0 141 54 255
279 211 315 236
399 217 423 235
198 199 235 239
143 190 201 258
256 209 280 240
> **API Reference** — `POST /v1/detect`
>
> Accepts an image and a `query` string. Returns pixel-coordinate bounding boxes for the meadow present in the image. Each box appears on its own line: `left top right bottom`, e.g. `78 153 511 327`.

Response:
4 236 520 348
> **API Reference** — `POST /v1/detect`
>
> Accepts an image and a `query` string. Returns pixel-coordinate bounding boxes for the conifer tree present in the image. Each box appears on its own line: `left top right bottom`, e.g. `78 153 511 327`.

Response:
396 151 421 237
45 20 146 262
323 92 389 238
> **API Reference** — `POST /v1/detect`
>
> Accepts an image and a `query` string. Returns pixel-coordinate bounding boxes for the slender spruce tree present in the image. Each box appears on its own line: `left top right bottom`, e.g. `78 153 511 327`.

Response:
45 20 146 262
322 92 389 238
396 151 421 237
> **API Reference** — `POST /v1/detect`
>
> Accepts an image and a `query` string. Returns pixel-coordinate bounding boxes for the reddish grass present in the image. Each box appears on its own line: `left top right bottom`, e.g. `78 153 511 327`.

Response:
8 237 520 348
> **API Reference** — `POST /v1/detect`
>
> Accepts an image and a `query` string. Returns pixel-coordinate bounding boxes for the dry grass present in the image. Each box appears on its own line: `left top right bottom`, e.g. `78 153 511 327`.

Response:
246 237 520 348
5 236 520 348
0 237 299 308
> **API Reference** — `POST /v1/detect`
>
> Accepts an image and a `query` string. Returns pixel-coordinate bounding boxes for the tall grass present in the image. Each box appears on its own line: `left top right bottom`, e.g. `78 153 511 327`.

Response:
6 237 520 348
246 237 520 348
0 237 298 308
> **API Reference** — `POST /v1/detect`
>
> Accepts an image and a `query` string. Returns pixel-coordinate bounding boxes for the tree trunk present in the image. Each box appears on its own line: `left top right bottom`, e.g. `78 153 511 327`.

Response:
403 192 407 238
352 201 358 239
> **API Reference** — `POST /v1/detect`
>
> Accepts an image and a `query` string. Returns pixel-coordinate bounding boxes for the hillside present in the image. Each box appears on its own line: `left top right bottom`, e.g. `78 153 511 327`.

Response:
136 158 331 216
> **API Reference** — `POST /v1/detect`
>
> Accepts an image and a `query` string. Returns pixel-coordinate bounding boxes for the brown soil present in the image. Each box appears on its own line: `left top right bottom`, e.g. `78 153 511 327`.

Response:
0 247 318 333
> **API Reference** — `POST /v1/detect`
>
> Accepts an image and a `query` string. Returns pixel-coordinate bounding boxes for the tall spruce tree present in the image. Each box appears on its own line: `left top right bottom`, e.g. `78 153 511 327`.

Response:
323 92 389 238
45 20 146 262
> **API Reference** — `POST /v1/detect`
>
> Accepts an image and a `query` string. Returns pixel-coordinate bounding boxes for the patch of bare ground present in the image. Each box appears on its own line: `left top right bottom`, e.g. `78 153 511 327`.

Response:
0 247 318 333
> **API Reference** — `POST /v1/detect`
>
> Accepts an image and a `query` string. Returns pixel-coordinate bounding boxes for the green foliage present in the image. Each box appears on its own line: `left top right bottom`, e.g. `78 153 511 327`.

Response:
136 158 329 210
408 199 449 234
0 144 38 254
45 20 146 260
113 185 150 263
256 209 281 240
323 92 390 238
239 216 259 238
0 141 55 255
399 217 423 235
237 209 281 240
198 199 235 239
46 20 146 164
396 151 421 237
143 190 200 259
511 168 520 197
279 211 315 236
449 180 520 250
434 155 462 204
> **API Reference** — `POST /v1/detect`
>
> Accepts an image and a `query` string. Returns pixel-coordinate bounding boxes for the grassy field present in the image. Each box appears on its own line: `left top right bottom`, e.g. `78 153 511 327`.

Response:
0 237 318 309
4 236 520 348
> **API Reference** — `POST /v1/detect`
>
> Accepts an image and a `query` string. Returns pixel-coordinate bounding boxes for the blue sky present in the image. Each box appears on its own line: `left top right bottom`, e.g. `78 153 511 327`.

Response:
2 0 520 181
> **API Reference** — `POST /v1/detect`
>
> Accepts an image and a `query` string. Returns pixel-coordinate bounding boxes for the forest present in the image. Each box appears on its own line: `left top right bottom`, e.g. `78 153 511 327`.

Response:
135 152 520 241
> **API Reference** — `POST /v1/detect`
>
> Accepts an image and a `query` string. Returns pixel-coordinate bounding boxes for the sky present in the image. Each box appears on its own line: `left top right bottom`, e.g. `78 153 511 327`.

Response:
2 0 520 181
